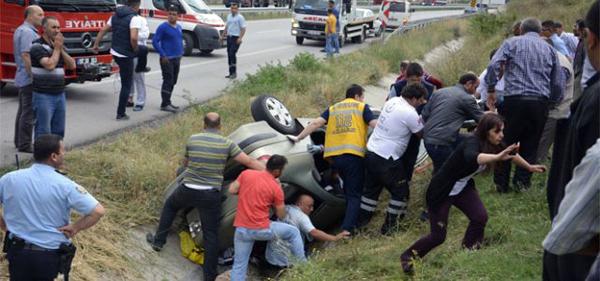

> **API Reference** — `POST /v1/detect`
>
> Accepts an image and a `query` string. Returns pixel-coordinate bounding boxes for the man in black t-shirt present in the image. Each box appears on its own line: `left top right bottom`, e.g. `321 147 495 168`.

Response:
29 16 75 138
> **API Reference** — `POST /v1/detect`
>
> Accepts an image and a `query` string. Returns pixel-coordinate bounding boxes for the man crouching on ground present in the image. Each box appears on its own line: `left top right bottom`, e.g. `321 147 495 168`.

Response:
229 155 306 281
265 194 350 268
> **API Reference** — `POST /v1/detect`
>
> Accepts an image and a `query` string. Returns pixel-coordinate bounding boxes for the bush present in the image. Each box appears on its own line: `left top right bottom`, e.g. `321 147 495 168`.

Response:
290 52 322 72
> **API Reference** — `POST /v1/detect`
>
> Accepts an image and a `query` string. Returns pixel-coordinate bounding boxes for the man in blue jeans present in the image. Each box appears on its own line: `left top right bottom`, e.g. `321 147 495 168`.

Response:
421 73 483 173
146 112 264 281
229 155 306 281
29 16 75 138
153 5 184 113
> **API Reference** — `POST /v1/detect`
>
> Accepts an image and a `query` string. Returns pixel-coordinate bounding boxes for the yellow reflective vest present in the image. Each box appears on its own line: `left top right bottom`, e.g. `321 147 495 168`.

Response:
324 98 369 158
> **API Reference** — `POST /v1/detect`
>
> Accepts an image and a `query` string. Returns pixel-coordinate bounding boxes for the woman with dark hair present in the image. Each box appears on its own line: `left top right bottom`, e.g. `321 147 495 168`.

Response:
400 113 547 273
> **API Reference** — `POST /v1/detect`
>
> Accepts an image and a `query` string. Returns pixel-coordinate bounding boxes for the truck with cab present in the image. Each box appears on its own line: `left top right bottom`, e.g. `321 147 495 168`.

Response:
1 0 117 89
290 0 376 47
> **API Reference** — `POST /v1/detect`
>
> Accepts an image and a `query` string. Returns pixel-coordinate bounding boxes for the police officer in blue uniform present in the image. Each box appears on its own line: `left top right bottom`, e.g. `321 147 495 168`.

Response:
0 134 105 281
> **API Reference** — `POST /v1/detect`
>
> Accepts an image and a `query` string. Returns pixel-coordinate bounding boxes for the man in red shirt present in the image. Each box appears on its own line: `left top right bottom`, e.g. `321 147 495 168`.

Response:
228 155 306 281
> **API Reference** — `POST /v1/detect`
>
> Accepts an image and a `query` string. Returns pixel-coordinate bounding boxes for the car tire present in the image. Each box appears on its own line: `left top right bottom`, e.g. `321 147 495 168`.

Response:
182 33 195 56
251 95 298 135
296 36 304 45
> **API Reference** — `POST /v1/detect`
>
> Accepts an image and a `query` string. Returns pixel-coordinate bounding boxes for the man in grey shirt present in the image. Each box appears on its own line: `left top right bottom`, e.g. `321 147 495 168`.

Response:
422 73 483 173
265 194 349 267
13 5 43 153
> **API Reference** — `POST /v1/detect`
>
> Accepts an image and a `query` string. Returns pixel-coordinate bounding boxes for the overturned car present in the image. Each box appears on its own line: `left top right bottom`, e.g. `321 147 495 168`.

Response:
164 95 429 252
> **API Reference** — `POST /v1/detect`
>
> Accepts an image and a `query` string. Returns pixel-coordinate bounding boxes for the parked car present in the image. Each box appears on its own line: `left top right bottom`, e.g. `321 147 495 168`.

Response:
163 95 429 252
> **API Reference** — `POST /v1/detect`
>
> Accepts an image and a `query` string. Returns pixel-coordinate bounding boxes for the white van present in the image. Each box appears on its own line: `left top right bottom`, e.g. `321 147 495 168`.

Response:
377 0 413 30
138 0 226 55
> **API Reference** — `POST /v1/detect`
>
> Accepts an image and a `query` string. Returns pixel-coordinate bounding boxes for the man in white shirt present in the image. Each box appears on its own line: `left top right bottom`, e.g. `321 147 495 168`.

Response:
476 49 505 111
264 194 349 267
129 14 149 111
357 83 427 235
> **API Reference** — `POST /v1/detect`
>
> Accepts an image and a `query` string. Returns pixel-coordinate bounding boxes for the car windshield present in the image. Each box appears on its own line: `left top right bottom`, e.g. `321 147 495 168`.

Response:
181 0 213 14
389 2 406 12
294 0 332 11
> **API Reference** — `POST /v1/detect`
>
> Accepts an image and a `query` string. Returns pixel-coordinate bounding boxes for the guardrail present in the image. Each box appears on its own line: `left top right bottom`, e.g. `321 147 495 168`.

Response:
382 12 474 42
210 4 468 13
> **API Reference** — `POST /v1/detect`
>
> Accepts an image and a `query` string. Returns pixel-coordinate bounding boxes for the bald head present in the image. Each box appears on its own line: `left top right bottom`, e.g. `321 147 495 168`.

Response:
204 112 221 129
296 194 315 215
25 5 44 27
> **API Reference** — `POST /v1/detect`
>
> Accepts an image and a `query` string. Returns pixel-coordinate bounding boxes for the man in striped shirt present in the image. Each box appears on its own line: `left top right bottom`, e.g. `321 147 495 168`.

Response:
147 112 264 281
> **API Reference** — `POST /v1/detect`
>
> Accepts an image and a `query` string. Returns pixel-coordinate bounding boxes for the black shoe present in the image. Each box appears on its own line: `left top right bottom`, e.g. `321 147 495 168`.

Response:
160 105 178 113
401 257 415 275
126 101 134 107
419 210 429 222
17 146 33 153
225 74 237 79
116 114 130 120
380 213 402 236
136 66 151 73
495 184 509 193
146 233 163 252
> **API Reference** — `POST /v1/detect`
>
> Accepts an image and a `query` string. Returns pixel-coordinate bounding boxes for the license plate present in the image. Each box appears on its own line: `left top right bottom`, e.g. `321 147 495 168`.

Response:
77 57 97 65
307 30 321 35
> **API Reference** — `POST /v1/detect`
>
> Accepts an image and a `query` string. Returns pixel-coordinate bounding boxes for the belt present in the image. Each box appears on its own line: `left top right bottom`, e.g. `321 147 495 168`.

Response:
23 243 60 252
504 95 548 102
184 183 220 192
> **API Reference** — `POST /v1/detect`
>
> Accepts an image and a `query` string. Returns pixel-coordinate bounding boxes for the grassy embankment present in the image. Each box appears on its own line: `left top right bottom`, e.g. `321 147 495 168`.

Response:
284 0 594 280
0 18 465 280
0 0 592 279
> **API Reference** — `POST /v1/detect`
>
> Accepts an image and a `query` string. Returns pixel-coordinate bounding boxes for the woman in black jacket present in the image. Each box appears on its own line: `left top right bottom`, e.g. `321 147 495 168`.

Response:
400 113 546 273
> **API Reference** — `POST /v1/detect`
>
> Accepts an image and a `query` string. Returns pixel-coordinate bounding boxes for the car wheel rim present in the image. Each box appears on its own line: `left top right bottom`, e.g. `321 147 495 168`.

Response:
265 97 293 128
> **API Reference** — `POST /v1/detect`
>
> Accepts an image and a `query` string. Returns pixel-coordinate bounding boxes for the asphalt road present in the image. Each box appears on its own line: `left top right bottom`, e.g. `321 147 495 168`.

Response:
0 10 463 166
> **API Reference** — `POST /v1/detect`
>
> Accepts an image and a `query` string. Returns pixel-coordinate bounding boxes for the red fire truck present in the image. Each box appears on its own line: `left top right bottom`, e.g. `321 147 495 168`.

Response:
0 0 117 89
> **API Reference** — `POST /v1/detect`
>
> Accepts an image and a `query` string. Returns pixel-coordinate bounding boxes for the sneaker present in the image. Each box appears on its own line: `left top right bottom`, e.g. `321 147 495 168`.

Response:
135 66 151 73
145 233 163 252
133 105 144 111
160 105 178 113
116 114 130 120
225 74 237 79
170 104 180 109
401 258 414 275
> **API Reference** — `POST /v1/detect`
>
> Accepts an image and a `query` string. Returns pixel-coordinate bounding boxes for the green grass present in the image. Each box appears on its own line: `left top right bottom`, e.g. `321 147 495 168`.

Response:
1 0 594 278
0 19 466 280
283 172 551 281
281 0 595 280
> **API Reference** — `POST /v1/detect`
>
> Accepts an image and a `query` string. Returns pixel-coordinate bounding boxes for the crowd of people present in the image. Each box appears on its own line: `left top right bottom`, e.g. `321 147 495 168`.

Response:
1 0 599 281
11 0 247 152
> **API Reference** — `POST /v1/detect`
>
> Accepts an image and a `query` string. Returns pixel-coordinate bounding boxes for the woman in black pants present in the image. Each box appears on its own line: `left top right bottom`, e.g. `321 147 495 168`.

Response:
401 113 547 273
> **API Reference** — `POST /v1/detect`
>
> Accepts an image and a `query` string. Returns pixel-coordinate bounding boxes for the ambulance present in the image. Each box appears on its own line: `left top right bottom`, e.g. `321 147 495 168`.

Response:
136 0 225 55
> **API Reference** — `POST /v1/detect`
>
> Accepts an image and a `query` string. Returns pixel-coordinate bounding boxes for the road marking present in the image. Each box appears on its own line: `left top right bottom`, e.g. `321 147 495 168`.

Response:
255 29 284 34
74 45 293 89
